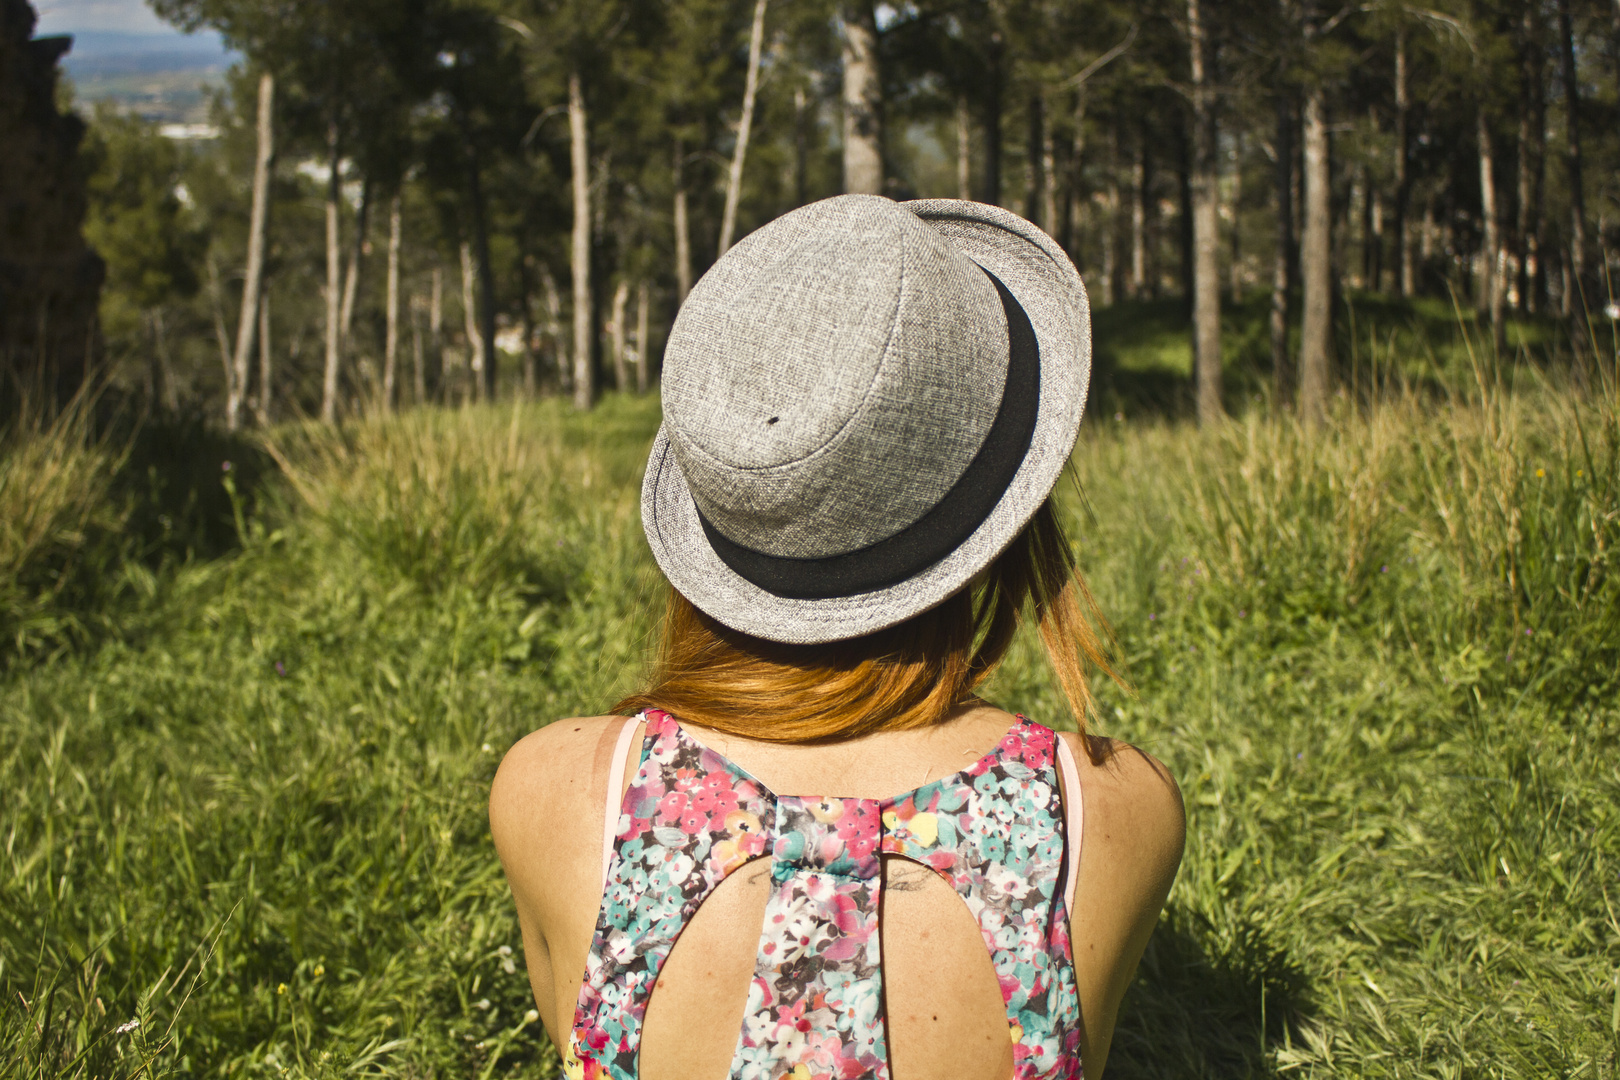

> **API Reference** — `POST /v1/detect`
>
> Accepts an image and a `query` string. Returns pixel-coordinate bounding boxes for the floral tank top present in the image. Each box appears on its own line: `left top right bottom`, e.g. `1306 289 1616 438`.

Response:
565 709 1084 1080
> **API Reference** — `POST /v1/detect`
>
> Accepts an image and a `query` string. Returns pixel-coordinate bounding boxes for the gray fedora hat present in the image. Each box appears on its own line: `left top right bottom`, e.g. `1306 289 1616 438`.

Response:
642 194 1090 645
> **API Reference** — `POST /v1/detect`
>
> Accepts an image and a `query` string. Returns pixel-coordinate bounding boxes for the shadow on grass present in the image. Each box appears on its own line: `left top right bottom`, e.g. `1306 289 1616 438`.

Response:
0 414 276 665
115 413 277 566
1107 905 1312 1079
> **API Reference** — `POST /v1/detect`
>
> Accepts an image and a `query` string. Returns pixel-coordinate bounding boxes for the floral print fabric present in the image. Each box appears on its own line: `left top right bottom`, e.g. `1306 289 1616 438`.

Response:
565 709 1081 1080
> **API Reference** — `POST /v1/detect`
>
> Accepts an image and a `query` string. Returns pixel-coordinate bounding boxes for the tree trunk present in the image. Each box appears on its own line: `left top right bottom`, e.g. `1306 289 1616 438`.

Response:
460 240 482 402
1228 134 1243 303
719 0 768 255
382 193 401 410
256 288 271 423
984 31 1004 206
1129 131 1146 298
1556 0 1587 309
456 241 473 401
411 294 426 405
460 241 482 401
207 255 234 407
609 278 629 392
673 139 693 304
542 265 568 394
795 86 810 207
1189 0 1222 426
1025 90 1045 227
429 264 443 401
956 94 972 200
841 1 883 195
1394 29 1413 297
1177 123 1193 313
635 280 650 393
570 70 594 409
339 176 370 353
1298 85 1331 425
1061 90 1084 255
519 255 538 398
1272 91 1294 406
1101 124 1119 305
1478 110 1506 355
153 307 178 412
465 137 497 401
1516 6 1546 315
229 71 273 432
320 122 342 424
1353 162 1369 288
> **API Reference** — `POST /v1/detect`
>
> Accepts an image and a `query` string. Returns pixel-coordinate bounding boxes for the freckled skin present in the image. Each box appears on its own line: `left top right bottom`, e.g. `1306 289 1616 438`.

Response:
490 704 1185 1080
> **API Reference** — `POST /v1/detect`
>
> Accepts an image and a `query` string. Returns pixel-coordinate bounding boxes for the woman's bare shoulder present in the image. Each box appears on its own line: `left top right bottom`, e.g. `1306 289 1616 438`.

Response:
1061 732 1186 891
489 715 629 865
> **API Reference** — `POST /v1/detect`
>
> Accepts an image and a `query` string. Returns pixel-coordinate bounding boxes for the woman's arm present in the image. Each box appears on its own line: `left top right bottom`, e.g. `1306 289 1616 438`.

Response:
489 716 628 1040
1062 733 1185 1079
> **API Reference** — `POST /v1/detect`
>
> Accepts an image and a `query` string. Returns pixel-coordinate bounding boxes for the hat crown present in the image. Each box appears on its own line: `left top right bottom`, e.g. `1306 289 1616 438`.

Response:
663 195 1009 560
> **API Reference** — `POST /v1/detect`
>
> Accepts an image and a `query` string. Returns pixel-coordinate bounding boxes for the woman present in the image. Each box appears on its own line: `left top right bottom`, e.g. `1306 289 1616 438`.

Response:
491 195 1183 1080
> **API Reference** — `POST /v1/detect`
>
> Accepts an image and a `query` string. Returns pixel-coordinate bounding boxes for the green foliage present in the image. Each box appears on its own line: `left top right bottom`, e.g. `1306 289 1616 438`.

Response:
2 381 1618 1077
82 106 205 316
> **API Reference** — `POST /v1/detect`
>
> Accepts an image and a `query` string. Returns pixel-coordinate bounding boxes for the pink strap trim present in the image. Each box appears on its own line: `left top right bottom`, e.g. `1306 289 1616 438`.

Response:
602 714 644 889
1055 735 1083 912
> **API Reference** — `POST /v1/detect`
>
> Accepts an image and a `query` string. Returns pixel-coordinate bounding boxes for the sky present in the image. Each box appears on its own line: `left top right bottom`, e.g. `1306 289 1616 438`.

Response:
35 0 181 35
33 0 230 69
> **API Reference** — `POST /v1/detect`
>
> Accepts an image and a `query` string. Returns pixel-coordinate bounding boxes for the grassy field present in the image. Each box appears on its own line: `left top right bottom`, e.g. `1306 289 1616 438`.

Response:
2 343 1618 1077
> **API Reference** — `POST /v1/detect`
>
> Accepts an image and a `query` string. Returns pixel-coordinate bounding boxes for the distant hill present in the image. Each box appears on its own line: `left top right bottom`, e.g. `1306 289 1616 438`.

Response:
52 29 235 123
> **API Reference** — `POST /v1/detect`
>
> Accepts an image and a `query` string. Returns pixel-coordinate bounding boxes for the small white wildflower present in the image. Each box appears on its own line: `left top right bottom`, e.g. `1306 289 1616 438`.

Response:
1604 302 1620 321
481 742 494 753
498 945 513 956
524 1009 539 1024
115 1018 140 1035
475 998 491 1010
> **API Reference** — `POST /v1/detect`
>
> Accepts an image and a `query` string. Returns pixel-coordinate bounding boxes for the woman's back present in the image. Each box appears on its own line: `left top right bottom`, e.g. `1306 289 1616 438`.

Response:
490 703 1183 1080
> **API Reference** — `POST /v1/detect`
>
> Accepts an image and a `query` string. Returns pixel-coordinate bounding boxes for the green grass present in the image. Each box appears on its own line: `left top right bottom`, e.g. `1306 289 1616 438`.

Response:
1088 291 1601 419
2 364 1618 1077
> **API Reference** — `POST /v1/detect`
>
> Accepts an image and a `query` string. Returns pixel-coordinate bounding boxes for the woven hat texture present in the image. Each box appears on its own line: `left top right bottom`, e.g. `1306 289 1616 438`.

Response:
643 194 1090 644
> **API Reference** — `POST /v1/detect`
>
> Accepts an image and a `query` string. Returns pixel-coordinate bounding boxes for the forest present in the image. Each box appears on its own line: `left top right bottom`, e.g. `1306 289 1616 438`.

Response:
62 0 1620 427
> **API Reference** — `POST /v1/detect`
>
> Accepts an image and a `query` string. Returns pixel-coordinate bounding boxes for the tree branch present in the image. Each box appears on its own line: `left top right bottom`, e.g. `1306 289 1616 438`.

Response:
1061 23 1138 90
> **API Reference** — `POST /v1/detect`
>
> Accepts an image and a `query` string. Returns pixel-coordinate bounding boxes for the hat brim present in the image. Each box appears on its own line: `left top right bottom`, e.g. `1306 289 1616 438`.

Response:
641 199 1091 645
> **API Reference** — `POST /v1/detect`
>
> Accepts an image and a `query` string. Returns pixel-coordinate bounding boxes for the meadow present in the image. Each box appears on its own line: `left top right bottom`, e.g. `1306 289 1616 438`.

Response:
2 325 1618 1077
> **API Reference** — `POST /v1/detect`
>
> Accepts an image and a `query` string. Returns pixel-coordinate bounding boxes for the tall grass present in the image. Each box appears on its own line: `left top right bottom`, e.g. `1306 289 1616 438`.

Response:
0 400 129 657
1 373 1616 1077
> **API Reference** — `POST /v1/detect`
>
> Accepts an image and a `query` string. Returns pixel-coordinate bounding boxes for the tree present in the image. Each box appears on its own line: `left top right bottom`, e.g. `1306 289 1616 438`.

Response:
569 71 591 407
227 71 272 430
842 1 883 194
718 0 768 255
1187 0 1222 425
1554 0 1587 314
81 106 204 412
154 0 435 422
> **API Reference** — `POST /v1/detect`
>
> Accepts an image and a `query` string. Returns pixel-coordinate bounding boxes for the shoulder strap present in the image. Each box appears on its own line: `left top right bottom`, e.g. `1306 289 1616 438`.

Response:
569 711 773 1080
602 714 645 888
1055 733 1083 912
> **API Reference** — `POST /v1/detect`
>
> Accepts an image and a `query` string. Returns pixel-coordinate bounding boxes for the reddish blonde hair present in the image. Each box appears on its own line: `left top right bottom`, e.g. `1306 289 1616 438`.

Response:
617 500 1121 751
